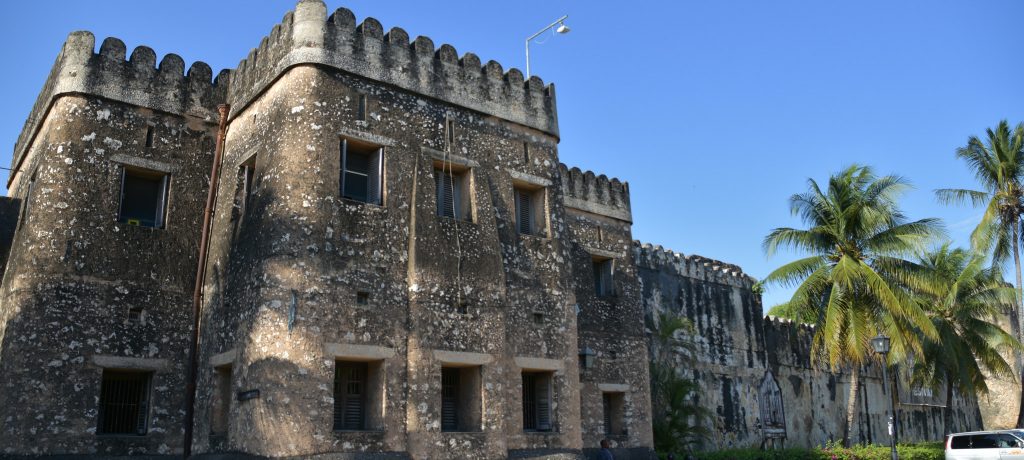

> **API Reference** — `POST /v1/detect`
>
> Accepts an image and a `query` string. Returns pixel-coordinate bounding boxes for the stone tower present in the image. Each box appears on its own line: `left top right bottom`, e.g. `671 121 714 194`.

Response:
0 1 655 458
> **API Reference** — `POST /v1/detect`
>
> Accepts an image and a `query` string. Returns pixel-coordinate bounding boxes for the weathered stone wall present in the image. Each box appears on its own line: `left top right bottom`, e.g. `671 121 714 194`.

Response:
0 90 217 456
636 242 984 449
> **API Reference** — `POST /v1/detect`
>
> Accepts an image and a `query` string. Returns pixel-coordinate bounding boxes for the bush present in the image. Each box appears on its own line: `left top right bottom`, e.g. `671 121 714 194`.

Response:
687 442 944 460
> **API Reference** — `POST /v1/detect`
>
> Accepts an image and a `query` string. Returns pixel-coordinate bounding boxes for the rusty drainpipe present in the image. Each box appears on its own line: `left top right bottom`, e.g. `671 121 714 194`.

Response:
183 103 230 458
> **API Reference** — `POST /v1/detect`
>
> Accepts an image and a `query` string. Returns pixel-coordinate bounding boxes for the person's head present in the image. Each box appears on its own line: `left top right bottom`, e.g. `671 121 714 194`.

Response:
600 439 610 449
667 454 676 460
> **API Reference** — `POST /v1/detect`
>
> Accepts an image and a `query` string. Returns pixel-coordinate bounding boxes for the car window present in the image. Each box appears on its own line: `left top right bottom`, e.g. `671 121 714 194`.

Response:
972 434 999 449
997 433 1022 448
951 435 970 449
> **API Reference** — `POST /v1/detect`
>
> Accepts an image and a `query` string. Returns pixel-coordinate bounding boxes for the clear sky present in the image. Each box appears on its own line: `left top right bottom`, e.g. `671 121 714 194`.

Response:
2 1 1023 311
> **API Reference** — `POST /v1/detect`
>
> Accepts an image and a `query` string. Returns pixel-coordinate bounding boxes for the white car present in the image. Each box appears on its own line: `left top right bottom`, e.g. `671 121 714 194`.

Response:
946 430 1024 459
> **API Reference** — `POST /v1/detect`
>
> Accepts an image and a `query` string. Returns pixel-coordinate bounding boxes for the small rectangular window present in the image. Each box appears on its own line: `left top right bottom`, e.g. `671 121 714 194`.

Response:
97 370 151 435
334 362 367 430
435 164 471 221
513 185 545 237
523 142 530 164
446 118 455 150
441 366 481 432
145 126 154 148
357 94 368 121
341 139 383 205
592 257 615 297
356 291 370 305
211 365 232 434
119 167 169 228
522 371 552 431
603 392 625 436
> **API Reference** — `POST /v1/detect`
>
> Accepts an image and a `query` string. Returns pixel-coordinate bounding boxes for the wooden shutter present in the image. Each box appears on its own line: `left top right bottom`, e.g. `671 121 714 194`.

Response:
441 368 459 431
339 139 348 198
155 175 169 228
333 362 366 430
367 148 382 205
436 170 456 218
522 373 536 430
516 190 532 235
603 393 613 435
535 373 551 431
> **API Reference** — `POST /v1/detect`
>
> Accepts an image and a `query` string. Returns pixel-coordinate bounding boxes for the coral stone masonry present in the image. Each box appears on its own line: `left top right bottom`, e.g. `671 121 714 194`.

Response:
0 1 991 459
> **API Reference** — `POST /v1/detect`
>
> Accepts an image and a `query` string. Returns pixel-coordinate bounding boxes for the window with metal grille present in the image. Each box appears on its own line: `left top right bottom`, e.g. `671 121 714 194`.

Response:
118 167 169 228
435 165 471 221
441 368 459 432
340 139 383 205
333 361 367 430
603 392 625 436
513 186 544 236
97 370 151 435
592 257 614 297
522 371 552 431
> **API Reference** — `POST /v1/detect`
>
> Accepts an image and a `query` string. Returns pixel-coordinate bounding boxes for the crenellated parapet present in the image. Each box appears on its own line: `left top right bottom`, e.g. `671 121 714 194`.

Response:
558 163 631 222
227 0 559 137
633 241 755 288
9 31 228 179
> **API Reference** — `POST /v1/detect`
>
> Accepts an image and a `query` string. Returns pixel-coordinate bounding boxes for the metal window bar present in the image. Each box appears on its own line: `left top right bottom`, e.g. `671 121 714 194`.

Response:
97 371 151 435
522 373 537 430
516 189 533 235
436 169 456 218
333 362 367 430
603 393 613 435
441 368 460 431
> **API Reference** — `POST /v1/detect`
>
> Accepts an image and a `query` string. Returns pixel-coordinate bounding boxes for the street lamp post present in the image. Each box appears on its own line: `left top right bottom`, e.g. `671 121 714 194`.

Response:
525 15 570 78
871 334 898 460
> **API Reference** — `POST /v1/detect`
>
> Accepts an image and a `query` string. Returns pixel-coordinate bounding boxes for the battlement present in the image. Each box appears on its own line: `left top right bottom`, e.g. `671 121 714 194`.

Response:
226 0 558 137
764 315 815 330
558 163 631 222
9 31 228 179
633 241 755 288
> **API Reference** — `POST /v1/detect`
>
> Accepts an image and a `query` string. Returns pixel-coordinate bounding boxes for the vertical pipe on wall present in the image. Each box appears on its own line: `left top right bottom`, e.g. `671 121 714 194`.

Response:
183 104 230 457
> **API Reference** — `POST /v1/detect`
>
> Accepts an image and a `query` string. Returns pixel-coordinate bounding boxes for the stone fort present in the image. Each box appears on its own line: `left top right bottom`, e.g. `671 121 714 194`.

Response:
0 1 992 458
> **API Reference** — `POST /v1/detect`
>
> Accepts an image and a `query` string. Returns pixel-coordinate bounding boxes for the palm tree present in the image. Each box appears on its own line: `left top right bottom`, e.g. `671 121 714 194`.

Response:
648 312 710 456
935 120 1024 426
763 165 942 446
910 244 1021 433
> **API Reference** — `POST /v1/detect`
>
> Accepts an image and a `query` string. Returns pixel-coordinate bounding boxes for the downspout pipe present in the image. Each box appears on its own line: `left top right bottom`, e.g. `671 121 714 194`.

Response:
183 103 230 457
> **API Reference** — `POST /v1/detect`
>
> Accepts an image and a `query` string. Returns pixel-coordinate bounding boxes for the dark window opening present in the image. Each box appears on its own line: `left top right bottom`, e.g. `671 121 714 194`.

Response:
118 167 169 228
603 392 626 436
435 164 471 221
145 126 154 148
523 142 530 165
513 185 545 236
97 370 151 435
19 169 38 232
446 118 455 150
522 371 552 431
127 307 143 323
211 365 231 434
441 367 459 432
240 156 256 208
533 312 544 325
333 362 367 430
341 139 383 205
357 94 368 121
356 291 370 305
441 366 481 432
592 257 615 297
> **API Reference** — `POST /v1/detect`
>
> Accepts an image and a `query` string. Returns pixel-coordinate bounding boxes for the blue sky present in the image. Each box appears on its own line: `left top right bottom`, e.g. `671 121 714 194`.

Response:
2 1 1023 310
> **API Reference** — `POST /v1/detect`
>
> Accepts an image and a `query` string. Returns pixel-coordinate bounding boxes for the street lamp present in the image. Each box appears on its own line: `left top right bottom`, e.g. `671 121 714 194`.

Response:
579 346 596 369
525 15 571 78
871 334 898 460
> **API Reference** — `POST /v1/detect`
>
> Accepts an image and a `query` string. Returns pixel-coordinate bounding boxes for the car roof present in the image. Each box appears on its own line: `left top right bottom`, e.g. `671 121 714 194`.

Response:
949 430 1022 436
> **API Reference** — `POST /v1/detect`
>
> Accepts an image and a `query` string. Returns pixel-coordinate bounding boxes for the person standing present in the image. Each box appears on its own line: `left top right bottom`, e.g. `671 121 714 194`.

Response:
599 439 614 460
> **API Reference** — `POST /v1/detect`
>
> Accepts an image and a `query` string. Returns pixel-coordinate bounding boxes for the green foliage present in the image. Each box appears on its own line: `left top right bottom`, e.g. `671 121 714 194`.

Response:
650 312 710 455
765 301 815 323
691 442 944 460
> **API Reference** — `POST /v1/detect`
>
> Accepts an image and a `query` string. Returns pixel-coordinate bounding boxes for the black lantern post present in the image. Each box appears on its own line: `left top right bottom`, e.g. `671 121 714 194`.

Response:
579 346 596 370
871 334 898 460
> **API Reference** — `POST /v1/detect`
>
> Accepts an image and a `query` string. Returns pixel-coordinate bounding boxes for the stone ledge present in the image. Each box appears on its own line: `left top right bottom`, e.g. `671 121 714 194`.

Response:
433 349 492 366
92 355 169 371
325 343 396 361
514 357 564 372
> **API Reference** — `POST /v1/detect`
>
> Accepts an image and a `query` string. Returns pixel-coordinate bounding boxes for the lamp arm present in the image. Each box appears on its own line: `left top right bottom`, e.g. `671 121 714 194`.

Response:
525 14 569 78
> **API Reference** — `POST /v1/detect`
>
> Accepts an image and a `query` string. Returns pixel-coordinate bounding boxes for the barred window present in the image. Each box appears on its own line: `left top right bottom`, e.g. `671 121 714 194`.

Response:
513 185 545 237
97 370 151 435
435 164 472 221
333 361 367 430
522 371 552 431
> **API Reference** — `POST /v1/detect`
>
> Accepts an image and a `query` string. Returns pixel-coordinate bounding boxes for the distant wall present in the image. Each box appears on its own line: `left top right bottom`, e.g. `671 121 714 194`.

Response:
635 242 984 449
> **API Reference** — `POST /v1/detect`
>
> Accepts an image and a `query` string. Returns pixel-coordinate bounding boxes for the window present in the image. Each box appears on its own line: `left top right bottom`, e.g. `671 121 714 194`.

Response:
333 360 385 431
513 185 545 236
340 139 383 205
240 156 256 210
441 366 481 432
523 142 530 164
522 371 552 431
356 291 370 305
357 94 368 121
97 370 151 435
18 169 38 232
592 256 615 297
118 167 169 228
603 392 625 436
144 125 154 148
127 307 143 324
211 365 231 434
435 164 471 221
446 118 456 150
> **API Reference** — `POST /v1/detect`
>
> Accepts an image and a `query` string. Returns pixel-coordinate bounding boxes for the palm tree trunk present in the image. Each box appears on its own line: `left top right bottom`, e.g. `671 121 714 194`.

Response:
945 379 954 435
844 366 860 447
1014 223 1024 428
